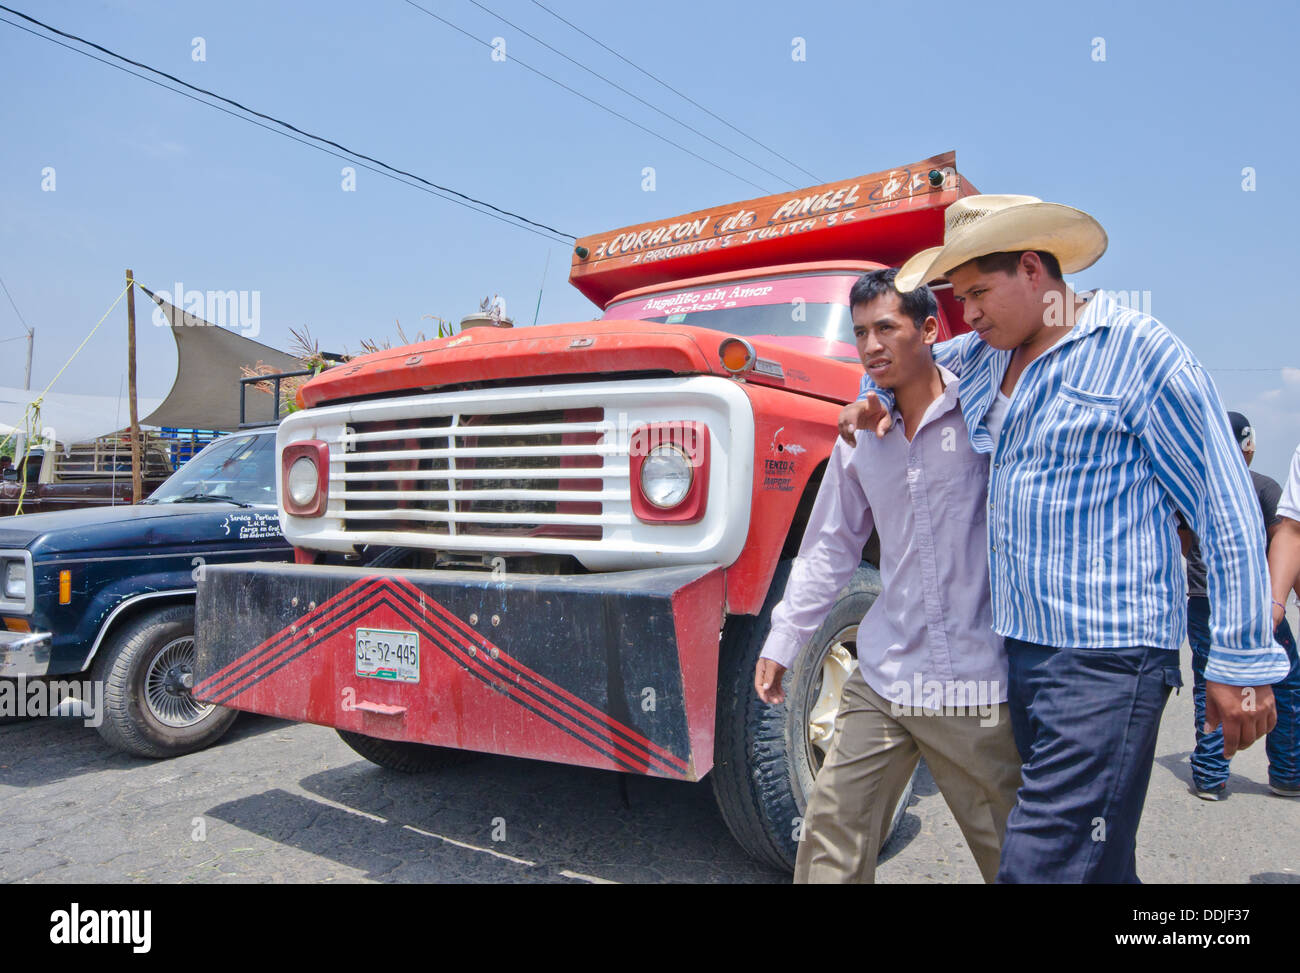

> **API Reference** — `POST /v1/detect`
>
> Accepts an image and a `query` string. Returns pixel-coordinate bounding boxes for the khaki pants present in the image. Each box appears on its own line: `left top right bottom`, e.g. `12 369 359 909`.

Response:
794 667 1022 883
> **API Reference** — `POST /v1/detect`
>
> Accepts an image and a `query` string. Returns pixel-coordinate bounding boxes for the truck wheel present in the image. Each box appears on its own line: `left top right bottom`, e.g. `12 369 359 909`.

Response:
92 604 238 759
336 729 473 773
711 560 916 872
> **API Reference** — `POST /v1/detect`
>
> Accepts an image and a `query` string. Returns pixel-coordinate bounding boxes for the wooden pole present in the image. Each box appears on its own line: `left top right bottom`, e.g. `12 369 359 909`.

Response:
23 328 32 391
126 269 142 504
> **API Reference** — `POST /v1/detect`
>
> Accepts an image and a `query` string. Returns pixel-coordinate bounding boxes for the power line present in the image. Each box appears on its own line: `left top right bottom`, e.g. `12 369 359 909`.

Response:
0 4 576 243
459 0 797 189
0 271 32 335
400 0 774 195
530 0 823 185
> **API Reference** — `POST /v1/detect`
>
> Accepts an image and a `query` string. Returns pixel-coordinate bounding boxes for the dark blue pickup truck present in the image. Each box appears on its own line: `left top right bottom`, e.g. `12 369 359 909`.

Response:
0 427 291 757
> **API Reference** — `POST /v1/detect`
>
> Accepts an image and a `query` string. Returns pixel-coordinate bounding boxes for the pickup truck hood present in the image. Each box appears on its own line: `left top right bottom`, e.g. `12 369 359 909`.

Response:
0 502 284 558
301 319 862 407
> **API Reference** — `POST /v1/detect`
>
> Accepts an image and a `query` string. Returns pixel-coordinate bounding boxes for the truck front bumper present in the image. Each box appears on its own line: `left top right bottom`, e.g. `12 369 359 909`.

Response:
194 562 725 780
0 629 53 678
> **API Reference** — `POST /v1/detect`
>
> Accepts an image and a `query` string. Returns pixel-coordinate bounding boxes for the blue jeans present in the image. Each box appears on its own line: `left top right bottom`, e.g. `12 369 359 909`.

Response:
997 640 1180 884
1187 596 1300 790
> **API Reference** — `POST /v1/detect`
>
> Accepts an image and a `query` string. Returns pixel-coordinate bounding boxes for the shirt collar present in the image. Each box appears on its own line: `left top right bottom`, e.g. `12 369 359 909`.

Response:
1066 288 1118 339
889 363 962 425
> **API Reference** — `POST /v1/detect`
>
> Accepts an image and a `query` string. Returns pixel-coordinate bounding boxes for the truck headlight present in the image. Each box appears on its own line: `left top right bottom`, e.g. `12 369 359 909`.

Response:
281 441 330 518
287 456 320 507
629 421 710 525
640 445 693 509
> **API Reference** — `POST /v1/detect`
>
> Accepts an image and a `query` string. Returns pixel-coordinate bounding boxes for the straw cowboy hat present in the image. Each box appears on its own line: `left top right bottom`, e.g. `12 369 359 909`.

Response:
895 194 1108 292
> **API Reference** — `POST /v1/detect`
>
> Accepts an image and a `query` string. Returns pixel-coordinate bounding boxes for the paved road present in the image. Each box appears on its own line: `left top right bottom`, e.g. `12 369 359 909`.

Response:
2 633 1296 884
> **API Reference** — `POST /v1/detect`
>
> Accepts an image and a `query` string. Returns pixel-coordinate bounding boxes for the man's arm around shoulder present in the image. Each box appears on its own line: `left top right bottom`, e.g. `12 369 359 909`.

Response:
839 333 974 445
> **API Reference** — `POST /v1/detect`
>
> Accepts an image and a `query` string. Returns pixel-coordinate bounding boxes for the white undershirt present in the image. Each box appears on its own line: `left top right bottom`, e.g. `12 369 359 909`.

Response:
984 391 1012 444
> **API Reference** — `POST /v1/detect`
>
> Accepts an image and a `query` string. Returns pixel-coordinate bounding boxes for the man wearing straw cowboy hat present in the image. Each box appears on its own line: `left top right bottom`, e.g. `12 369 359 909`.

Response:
839 194 1288 882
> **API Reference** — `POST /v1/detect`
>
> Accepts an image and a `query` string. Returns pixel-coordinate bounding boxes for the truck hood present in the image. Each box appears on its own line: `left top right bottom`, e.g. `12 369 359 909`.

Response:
0 502 283 558
301 320 862 407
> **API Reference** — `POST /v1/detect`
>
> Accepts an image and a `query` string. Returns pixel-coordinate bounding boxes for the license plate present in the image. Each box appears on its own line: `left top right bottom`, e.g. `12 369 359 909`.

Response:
355 628 420 683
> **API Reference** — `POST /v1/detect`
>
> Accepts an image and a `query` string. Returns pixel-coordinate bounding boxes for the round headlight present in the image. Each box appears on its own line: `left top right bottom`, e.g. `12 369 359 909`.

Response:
287 455 320 507
640 444 693 509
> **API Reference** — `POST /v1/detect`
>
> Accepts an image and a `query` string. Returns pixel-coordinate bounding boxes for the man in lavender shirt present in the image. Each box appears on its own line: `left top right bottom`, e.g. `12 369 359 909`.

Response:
755 268 1020 883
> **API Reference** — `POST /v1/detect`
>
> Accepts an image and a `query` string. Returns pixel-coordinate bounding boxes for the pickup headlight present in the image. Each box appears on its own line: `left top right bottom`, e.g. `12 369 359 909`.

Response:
0 552 33 614
3 561 26 601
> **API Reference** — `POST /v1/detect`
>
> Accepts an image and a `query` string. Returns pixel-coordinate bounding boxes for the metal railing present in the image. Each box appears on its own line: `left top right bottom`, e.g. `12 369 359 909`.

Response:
238 368 316 428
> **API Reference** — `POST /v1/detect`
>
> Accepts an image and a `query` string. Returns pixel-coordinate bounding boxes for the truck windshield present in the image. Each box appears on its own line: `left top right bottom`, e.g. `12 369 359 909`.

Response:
145 433 276 507
603 272 859 355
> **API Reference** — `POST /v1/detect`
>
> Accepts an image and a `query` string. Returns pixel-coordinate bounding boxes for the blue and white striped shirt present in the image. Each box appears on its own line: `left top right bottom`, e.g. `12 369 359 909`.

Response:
859 290 1290 686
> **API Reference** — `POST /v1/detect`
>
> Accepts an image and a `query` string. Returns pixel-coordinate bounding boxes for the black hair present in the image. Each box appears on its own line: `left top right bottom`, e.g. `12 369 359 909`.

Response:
971 250 1063 281
849 267 938 328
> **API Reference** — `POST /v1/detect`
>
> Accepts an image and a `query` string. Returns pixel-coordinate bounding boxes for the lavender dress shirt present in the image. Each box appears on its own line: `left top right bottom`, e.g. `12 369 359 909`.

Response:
760 366 1006 708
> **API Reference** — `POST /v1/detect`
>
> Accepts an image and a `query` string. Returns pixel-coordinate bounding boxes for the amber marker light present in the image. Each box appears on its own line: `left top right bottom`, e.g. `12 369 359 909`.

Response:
59 570 71 605
718 337 755 374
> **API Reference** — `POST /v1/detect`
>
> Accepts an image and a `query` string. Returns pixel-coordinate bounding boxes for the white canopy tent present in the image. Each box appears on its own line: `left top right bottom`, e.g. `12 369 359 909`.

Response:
0 386 164 449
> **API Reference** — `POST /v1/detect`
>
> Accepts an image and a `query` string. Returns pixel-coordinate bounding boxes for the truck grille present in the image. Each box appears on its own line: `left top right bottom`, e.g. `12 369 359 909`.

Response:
282 376 754 571
336 407 614 541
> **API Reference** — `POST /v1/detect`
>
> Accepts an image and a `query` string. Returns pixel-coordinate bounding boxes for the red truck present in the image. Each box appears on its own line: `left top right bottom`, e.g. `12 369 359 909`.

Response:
194 151 977 870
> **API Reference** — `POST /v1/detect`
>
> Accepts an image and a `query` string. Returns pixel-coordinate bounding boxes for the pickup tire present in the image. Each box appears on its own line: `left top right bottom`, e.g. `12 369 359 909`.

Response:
711 560 915 872
336 729 473 773
93 604 238 759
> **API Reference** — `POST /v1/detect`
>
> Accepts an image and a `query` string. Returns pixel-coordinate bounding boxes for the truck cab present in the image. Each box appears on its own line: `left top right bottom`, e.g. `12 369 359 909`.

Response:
193 152 976 870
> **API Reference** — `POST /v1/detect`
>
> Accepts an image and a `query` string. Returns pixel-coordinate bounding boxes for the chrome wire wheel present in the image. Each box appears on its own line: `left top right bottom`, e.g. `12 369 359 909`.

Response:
804 625 857 773
143 636 214 728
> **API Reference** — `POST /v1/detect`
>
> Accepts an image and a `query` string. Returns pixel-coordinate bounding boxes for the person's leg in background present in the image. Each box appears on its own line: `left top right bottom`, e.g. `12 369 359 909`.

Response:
1265 616 1300 795
1187 595 1231 796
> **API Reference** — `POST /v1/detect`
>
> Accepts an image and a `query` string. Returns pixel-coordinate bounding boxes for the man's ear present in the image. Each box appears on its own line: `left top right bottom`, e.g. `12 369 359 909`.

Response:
1021 251 1050 287
921 315 940 346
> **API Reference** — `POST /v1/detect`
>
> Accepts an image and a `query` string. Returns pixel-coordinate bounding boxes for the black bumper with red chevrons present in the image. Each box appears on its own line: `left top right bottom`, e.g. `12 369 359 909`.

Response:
194 562 725 780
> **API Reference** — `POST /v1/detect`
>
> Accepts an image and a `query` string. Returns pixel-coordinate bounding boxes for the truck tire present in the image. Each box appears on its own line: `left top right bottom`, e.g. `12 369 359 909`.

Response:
336 729 473 773
92 604 238 759
711 560 916 872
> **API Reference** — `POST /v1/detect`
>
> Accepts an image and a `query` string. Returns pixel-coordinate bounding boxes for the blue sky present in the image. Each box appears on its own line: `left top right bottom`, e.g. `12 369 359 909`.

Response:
1 0 1298 481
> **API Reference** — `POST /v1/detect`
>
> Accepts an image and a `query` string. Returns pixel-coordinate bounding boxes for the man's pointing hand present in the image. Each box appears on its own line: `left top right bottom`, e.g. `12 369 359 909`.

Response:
838 392 893 446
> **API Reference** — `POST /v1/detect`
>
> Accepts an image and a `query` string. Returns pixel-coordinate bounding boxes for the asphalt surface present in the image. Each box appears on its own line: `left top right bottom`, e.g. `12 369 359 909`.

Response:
2 619 1297 884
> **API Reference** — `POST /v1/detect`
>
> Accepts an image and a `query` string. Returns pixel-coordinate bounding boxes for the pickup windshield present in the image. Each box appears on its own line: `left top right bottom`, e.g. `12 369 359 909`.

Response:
603 271 859 357
146 433 276 506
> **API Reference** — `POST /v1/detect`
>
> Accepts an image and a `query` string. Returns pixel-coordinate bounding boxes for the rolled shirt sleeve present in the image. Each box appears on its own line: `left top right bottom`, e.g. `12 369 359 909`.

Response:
760 441 876 669
1134 360 1290 685
1277 444 1300 523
